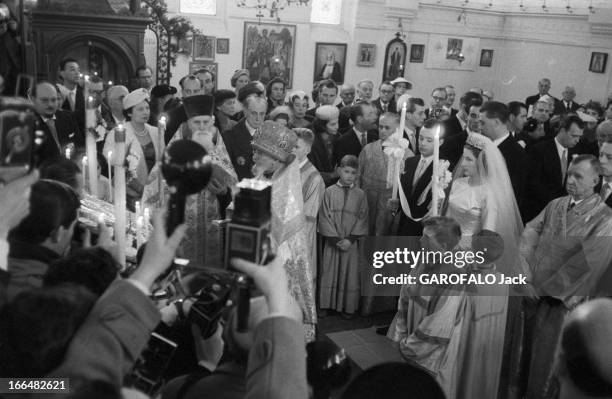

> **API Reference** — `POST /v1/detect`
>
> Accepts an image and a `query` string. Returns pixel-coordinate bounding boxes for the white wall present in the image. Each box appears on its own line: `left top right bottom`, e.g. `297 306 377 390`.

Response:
165 0 612 105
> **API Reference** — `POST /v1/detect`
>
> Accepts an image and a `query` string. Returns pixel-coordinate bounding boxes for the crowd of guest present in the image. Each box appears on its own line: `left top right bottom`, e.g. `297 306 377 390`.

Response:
2 52 612 399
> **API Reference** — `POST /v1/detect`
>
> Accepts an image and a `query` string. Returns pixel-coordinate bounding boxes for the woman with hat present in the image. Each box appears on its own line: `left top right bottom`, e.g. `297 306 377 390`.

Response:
309 105 340 186
252 120 317 341
165 94 237 267
213 89 238 133
103 88 161 210
288 91 313 129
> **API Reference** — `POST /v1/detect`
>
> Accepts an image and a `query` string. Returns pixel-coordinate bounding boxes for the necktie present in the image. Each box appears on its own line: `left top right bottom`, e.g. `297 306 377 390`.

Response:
360 132 367 148
69 91 76 111
561 149 568 182
602 184 611 201
382 102 388 112
45 119 61 151
409 133 416 153
413 158 428 187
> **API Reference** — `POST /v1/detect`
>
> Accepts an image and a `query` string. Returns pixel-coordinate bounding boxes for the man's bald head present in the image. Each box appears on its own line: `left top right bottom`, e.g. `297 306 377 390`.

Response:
559 299 612 397
31 82 60 117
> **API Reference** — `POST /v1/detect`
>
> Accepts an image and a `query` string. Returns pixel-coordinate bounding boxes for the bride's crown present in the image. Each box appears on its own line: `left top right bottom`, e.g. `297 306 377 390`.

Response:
466 133 488 150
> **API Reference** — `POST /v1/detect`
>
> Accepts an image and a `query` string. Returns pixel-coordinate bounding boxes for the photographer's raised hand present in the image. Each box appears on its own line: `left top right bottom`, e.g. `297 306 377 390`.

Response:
231 257 302 322
130 208 187 291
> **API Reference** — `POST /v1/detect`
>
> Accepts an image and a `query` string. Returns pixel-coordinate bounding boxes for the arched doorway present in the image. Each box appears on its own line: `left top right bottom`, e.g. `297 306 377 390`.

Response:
49 36 133 86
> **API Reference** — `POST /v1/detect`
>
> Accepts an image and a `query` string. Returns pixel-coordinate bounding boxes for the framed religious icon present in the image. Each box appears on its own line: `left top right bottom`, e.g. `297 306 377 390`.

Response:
193 35 215 61
242 21 296 88
217 38 229 54
314 42 347 84
190 61 218 90
589 52 608 73
410 44 425 63
382 35 407 82
356 43 376 67
480 49 494 67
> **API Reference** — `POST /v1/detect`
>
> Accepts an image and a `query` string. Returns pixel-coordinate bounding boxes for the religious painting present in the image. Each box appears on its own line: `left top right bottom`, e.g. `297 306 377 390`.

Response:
190 61 218 90
314 43 347 84
410 44 425 63
177 36 193 57
356 43 376 67
589 52 608 73
446 38 463 61
426 35 480 71
193 35 215 61
216 38 229 54
480 49 494 67
382 36 407 82
242 22 296 88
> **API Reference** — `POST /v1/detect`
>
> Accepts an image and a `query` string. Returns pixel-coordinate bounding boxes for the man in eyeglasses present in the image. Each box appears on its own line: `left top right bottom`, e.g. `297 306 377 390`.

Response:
372 81 397 115
425 87 448 120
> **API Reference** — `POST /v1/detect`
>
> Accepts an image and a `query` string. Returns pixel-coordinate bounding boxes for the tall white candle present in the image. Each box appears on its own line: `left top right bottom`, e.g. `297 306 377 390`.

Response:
107 150 113 203
398 102 407 139
81 156 87 192
431 124 441 216
157 116 167 207
113 124 127 269
85 95 98 197
136 216 144 249
65 146 71 159
143 207 151 240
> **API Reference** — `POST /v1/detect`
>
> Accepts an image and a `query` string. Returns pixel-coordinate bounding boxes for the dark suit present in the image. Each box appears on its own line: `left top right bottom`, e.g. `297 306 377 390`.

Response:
554 100 580 115
372 97 397 114
443 113 464 138
440 129 468 170
223 119 255 181
61 84 85 113
396 155 434 237
522 138 571 222
332 128 377 166
497 134 528 209
36 111 82 164
309 131 337 186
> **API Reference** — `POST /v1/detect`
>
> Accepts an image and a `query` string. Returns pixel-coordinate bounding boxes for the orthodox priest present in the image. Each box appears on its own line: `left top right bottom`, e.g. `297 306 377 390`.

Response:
520 154 612 399
165 94 238 267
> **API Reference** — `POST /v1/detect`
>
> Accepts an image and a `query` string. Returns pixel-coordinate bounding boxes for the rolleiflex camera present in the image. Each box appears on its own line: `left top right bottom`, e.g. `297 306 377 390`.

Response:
0 96 42 184
524 117 539 133
224 178 273 268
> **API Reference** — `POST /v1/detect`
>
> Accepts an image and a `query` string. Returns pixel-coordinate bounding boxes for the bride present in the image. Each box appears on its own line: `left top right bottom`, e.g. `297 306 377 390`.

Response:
390 133 523 399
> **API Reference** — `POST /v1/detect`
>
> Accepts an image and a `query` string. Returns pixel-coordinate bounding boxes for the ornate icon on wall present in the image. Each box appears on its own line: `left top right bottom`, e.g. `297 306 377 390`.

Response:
410 44 424 63
382 34 407 82
356 43 376 67
193 35 215 61
480 49 493 67
446 38 463 61
217 38 229 54
589 52 608 73
314 42 346 84
242 21 296 88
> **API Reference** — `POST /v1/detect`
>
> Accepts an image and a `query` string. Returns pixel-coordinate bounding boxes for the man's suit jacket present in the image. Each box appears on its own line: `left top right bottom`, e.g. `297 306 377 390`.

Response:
396 155 434 237
332 128 378 166
522 138 571 222
554 100 580 115
372 97 397 114
61 84 85 113
223 119 255 181
36 111 82 164
443 113 464 138
497 135 528 209
440 129 468 170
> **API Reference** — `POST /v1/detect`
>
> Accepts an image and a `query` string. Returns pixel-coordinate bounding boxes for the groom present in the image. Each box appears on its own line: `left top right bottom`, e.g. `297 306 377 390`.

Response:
388 119 445 237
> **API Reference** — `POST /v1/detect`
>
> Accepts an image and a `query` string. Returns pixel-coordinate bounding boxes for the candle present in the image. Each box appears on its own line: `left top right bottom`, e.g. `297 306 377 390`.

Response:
135 201 141 218
65 146 71 160
431 124 441 216
85 94 98 197
97 213 105 225
157 116 167 207
398 102 407 139
107 150 113 203
108 80 113 86
136 216 144 249
143 207 151 240
113 124 127 269
81 156 87 191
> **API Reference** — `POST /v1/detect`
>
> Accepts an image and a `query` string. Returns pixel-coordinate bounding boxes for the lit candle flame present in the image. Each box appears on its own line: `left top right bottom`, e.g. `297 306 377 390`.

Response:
97 213 105 224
